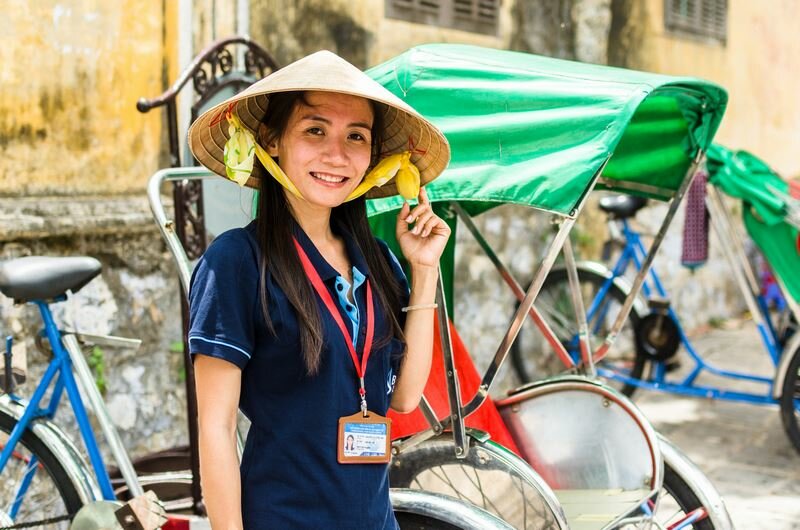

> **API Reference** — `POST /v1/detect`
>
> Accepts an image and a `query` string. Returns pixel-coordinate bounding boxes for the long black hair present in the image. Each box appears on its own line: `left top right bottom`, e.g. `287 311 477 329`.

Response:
254 91 406 375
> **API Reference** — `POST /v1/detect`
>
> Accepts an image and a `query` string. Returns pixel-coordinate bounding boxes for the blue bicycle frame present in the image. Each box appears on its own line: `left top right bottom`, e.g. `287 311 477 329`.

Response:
0 298 123 512
589 219 784 406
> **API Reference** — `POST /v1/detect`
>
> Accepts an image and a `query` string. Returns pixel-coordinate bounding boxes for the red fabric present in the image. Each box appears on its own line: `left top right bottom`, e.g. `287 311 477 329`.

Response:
389 316 521 455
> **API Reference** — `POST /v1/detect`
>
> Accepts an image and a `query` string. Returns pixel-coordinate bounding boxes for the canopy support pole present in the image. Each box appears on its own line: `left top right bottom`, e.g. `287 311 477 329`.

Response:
461 161 605 417
594 153 705 361
433 268 469 458
562 236 595 374
451 202 576 369
706 187 778 355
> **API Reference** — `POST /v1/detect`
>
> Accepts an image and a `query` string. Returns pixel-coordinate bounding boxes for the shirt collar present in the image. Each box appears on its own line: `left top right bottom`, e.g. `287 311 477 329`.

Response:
291 218 370 282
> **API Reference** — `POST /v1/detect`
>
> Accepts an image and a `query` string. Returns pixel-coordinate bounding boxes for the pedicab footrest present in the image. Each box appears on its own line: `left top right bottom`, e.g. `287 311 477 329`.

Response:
555 488 651 530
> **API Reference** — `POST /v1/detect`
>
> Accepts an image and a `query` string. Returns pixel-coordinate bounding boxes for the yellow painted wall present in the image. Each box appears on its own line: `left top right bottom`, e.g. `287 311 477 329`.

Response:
637 0 800 178
0 0 175 196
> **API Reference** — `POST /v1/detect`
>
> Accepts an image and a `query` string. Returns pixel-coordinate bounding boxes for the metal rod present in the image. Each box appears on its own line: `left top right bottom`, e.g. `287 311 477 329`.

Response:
418 394 443 434
463 217 576 417
562 237 595 375
451 202 576 368
707 187 760 294
435 268 467 458
460 158 605 417
706 190 774 345
62 333 144 498
594 155 704 361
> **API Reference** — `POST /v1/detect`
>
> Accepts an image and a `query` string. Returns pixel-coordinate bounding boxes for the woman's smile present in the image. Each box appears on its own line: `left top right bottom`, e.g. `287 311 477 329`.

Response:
310 171 349 186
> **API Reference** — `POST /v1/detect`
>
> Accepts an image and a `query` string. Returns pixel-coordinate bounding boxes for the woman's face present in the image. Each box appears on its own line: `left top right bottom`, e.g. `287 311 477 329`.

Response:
268 91 374 210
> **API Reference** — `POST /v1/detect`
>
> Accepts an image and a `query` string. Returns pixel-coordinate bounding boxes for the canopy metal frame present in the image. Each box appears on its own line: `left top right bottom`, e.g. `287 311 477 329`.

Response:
392 153 706 460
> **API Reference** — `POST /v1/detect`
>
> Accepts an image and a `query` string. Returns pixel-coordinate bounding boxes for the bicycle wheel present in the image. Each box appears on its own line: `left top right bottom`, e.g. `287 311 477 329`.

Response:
390 435 566 530
0 410 84 528
510 267 646 396
779 343 800 454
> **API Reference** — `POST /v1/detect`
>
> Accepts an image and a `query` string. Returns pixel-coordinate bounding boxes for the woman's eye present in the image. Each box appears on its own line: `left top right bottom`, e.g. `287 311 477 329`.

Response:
306 127 324 135
349 132 368 142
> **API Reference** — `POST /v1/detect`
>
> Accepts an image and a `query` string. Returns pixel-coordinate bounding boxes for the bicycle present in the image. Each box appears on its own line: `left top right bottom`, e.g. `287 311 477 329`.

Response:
510 146 800 453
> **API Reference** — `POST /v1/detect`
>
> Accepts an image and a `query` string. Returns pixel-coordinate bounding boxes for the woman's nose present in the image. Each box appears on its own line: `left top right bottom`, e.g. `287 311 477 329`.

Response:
320 137 348 166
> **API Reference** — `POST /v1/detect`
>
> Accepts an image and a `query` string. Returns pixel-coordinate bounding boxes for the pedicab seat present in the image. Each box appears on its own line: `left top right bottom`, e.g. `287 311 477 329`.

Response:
598 195 648 219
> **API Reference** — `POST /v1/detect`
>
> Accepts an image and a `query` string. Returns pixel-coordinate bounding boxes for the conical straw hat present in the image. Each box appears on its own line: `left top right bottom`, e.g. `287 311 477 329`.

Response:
188 50 450 198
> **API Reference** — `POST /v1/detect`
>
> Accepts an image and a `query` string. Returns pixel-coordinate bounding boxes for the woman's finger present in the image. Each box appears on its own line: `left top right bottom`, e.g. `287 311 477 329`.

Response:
405 202 431 224
396 201 411 237
411 209 435 235
422 214 446 238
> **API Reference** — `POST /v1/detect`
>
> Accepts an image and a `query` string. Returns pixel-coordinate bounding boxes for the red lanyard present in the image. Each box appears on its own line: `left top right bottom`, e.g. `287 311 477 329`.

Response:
293 237 375 415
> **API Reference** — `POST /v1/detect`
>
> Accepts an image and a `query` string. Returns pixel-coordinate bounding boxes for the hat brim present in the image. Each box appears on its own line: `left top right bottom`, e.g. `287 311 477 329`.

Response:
188 51 450 199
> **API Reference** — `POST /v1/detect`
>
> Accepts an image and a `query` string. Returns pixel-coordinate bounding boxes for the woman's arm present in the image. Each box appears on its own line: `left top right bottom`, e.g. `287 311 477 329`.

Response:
194 355 244 530
390 187 451 413
390 264 438 412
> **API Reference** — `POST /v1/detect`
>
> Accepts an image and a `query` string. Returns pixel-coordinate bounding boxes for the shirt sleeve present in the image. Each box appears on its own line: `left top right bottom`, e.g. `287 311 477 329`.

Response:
188 230 259 369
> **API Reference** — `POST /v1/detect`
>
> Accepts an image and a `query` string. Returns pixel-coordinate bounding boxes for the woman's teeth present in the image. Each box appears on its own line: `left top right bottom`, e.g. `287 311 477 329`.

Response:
312 172 346 183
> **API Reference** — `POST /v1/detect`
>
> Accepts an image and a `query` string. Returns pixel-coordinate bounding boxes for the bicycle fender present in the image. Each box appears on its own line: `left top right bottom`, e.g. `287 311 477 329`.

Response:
0 394 101 505
773 332 800 400
391 488 515 530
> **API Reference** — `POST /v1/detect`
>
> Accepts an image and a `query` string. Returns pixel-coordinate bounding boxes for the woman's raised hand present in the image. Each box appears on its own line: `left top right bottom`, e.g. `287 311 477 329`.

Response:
396 187 451 270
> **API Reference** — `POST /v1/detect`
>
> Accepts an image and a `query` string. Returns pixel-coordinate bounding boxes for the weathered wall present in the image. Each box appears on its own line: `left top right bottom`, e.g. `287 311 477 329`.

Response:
0 1 178 196
248 0 512 69
0 196 186 459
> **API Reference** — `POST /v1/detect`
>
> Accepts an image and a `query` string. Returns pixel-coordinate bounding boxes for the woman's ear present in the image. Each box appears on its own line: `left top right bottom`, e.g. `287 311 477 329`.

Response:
266 139 279 157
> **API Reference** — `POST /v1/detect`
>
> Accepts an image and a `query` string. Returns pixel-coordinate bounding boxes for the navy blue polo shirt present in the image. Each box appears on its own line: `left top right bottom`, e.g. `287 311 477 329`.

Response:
188 219 408 529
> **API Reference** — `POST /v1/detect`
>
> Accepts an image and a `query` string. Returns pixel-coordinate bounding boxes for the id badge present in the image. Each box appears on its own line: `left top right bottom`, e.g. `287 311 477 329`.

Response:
337 411 392 464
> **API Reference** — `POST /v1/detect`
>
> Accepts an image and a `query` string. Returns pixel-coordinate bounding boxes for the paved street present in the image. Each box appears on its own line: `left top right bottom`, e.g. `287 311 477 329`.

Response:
633 319 800 529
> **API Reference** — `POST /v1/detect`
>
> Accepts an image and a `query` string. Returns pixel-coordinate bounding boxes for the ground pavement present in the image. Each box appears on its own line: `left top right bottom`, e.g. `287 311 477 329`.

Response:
633 319 800 529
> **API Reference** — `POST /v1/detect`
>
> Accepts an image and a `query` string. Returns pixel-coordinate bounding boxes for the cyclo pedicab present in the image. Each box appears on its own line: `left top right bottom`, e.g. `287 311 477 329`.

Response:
526 142 800 453
149 44 733 528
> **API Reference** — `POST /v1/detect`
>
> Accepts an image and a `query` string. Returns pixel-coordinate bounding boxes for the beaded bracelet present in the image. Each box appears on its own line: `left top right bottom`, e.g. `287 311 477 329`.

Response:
401 303 439 312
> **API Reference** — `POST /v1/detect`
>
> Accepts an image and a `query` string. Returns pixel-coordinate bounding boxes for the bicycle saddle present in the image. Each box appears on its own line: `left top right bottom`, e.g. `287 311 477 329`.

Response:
598 194 648 219
0 256 102 302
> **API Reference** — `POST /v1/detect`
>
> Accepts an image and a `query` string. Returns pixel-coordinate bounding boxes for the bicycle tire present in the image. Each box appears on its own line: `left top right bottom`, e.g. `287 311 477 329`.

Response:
394 512 461 530
390 435 566 530
510 267 646 396
652 462 717 530
0 410 84 528
779 344 800 454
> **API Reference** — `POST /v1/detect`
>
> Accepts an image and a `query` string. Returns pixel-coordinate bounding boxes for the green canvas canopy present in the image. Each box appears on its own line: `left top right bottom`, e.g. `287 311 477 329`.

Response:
706 145 800 303
366 45 727 315
366 44 727 218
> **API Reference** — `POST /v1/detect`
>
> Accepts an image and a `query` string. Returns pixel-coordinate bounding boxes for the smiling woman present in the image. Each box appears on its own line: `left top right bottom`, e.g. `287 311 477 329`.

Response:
184 51 451 529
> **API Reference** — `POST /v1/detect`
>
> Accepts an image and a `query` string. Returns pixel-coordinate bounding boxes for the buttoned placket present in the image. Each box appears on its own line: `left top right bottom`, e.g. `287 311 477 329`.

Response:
333 266 366 349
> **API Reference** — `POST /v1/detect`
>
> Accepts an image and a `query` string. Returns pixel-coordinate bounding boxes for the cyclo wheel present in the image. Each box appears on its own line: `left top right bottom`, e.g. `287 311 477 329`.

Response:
0 410 84 528
779 343 800 454
390 434 567 530
650 463 717 530
510 267 646 396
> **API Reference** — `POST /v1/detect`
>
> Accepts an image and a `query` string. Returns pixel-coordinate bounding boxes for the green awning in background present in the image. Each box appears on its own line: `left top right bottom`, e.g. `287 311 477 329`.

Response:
706 144 800 303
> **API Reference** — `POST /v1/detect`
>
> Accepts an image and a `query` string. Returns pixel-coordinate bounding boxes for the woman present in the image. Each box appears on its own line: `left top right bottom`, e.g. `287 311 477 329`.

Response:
186 51 450 529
